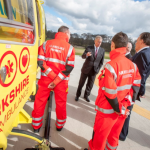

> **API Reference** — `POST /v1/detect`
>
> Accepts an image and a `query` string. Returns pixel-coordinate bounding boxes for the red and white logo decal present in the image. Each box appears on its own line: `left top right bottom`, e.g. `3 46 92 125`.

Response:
0 51 17 87
19 47 30 74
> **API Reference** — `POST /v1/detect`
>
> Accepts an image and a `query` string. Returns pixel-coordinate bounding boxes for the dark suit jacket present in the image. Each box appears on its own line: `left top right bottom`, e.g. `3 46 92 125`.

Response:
132 47 150 97
81 45 105 74
125 53 132 59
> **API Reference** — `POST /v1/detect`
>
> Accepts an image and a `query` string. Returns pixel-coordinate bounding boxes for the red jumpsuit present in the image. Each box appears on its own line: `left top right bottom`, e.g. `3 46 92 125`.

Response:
32 32 75 129
88 47 141 150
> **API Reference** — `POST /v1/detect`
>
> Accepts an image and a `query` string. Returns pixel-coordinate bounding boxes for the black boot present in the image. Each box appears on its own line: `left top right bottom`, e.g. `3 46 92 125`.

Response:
56 127 63 131
75 96 79 101
33 127 41 133
50 145 65 150
84 96 90 102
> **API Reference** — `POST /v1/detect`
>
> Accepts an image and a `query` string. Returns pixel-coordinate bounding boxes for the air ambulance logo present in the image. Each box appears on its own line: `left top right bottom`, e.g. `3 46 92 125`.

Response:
0 51 17 87
19 47 30 74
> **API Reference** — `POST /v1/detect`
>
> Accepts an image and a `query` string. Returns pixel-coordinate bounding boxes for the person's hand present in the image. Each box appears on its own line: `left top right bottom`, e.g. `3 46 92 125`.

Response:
86 52 92 56
115 110 130 118
115 111 121 116
48 82 56 89
125 110 130 118
140 95 145 98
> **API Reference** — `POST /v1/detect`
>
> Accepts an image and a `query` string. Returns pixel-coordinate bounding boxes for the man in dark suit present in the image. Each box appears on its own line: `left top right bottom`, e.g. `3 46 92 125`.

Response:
125 42 132 59
75 36 105 102
119 32 150 141
119 42 133 140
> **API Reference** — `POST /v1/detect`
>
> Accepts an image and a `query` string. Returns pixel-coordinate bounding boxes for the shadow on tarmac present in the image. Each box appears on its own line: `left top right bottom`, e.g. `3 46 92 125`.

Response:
7 84 96 150
128 127 150 149
50 118 88 150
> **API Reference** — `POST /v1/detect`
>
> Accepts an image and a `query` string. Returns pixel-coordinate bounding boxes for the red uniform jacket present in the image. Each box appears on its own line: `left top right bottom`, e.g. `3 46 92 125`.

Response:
95 47 141 115
37 32 75 87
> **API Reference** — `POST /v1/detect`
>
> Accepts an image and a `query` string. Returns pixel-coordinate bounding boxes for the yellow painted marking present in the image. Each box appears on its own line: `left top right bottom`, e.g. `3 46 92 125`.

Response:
94 73 150 120
66 88 68 92
132 105 150 120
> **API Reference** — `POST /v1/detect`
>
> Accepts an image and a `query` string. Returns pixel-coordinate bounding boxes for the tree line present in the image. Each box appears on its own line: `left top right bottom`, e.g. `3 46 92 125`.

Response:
46 30 136 55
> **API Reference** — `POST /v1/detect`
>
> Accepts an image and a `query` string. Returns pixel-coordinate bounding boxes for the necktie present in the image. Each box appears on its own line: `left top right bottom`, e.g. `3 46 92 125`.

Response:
95 47 98 58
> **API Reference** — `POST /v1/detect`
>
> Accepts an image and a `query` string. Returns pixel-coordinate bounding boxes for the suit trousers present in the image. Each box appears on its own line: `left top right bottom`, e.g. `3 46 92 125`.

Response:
76 70 96 98
119 105 134 141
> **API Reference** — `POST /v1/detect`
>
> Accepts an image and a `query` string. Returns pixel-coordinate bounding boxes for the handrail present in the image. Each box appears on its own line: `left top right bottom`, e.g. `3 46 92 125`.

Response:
40 0 44 4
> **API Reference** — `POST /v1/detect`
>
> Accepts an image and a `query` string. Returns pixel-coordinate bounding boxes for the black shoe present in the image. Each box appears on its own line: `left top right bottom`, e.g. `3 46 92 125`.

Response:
119 137 125 141
34 127 41 133
84 148 88 150
84 96 90 102
50 145 65 150
75 96 79 101
56 127 63 131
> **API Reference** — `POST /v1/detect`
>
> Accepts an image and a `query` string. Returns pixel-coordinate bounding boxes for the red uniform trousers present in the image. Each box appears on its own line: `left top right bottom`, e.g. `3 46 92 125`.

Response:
32 80 68 129
88 107 127 150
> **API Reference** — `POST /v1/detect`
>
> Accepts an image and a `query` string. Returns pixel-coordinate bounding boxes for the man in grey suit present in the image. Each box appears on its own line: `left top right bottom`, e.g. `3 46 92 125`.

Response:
75 36 105 102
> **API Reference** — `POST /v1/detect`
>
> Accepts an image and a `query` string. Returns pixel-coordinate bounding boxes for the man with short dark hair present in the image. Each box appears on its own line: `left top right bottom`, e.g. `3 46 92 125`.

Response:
84 32 141 150
120 32 150 141
32 25 75 133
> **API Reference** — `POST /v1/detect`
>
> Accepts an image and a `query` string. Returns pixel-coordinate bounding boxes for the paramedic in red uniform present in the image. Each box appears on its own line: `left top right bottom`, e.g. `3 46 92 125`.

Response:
32 26 75 133
84 32 141 150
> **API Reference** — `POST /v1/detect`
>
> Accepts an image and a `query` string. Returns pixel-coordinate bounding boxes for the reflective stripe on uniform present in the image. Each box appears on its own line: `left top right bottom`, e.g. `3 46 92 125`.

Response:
56 122 65 127
38 55 45 60
45 68 52 75
95 106 114 114
125 94 132 103
56 118 66 122
45 58 66 65
41 72 69 80
67 45 73 59
64 77 69 80
125 94 135 105
41 72 47 76
32 122 42 126
102 87 105 90
105 147 108 150
67 61 75 65
117 84 132 91
133 79 141 84
102 84 132 94
43 41 47 54
105 63 117 81
32 116 43 121
58 73 65 80
102 87 117 94
121 106 126 115
106 141 118 150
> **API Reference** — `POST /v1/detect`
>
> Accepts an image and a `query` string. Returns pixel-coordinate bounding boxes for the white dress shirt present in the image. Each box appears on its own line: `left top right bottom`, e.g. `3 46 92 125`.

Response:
94 45 100 53
137 46 149 53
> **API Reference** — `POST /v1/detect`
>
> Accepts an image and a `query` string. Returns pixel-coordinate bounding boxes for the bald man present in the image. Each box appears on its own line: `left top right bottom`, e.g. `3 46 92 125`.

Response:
125 42 132 59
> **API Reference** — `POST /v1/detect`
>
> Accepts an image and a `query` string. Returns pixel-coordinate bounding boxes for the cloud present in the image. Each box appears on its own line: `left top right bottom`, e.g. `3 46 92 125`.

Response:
45 12 67 31
44 0 150 39
57 17 64 23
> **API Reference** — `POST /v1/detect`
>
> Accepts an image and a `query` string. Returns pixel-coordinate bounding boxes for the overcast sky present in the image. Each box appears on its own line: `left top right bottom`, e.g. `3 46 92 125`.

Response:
43 0 150 40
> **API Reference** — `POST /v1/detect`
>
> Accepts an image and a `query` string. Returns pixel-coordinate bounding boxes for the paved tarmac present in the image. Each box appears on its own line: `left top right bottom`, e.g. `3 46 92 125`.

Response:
6 55 150 150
